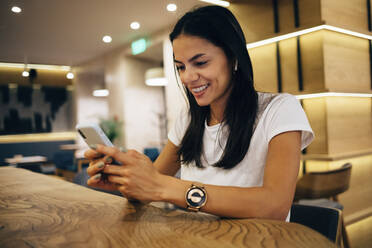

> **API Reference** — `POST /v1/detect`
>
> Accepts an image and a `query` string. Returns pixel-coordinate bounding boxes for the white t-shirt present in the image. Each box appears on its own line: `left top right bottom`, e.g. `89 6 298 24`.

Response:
168 92 314 221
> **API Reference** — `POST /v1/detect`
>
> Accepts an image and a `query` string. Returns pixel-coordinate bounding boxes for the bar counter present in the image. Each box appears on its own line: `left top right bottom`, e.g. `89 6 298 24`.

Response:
0 167 335 248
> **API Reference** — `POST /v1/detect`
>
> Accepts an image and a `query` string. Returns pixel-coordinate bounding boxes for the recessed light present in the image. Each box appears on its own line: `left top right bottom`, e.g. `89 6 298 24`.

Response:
167 3 177 12
66 72 74 79
11 6 22 13
22 71 29 77
102 35 112 43
130 22 140 30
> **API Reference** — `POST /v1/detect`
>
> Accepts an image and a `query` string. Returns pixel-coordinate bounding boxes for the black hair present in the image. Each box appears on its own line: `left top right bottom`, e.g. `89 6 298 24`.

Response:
169 5 258 169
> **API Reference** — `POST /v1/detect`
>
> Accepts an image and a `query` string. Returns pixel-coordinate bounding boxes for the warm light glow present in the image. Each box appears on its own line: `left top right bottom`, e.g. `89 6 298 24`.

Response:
146 77 168 86
66 72 74 79
198 0 230 7
93 89 109 97
296 92 372 99
167 3 177 12
102 35 112 43
130 22 140 30
145 67 167 86
0 62 70 71
22 71 29 77
11 6 22 13
247 25 372 49
8 83 18 89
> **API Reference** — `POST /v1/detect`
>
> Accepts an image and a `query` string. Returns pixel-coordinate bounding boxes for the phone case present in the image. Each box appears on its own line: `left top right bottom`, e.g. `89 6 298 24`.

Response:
76 123 113 147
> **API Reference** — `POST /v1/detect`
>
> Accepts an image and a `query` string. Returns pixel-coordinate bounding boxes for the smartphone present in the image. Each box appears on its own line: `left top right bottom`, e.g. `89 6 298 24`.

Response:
76 123 113 147
76 123 121 181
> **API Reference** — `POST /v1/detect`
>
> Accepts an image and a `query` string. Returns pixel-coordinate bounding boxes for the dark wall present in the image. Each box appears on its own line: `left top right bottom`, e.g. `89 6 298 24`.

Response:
0 85 73 135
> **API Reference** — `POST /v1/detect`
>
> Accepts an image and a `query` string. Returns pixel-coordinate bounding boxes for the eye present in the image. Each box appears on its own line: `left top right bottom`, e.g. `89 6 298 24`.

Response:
195 61 208 67
176 65 185 71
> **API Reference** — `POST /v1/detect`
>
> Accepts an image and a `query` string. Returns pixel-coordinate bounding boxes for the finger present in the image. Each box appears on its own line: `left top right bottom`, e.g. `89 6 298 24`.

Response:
86 159 106 176
103 164 129 176
95 145 136 165
107 174 128 185
84 148 104 160
87 173 119 191
118 185 129 198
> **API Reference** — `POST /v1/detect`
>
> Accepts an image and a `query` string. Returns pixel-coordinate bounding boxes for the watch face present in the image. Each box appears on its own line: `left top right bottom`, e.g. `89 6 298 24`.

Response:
186 187 206 208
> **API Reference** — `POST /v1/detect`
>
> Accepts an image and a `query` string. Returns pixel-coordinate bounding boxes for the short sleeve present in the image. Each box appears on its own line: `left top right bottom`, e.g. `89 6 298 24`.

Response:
265 94 314 150
168 108 191 147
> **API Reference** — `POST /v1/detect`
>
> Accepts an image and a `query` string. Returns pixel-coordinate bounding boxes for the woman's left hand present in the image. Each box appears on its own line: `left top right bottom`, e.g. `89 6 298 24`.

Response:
92 144 166 203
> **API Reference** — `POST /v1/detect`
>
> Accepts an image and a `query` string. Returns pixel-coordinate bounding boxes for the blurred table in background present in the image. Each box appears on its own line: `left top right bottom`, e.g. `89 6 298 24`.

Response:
5 155 47 165
4 155 48 173
0 167 335 248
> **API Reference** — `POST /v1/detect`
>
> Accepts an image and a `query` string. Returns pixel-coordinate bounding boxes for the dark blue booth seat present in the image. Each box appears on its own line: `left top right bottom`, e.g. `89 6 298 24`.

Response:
0 140 75 165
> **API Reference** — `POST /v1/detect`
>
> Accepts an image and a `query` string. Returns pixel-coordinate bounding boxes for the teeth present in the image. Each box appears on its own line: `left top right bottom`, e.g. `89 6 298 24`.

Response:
192 84 208 93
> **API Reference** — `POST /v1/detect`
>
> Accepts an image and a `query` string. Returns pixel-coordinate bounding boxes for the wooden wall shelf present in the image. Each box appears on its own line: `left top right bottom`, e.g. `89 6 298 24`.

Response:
302 149 372 161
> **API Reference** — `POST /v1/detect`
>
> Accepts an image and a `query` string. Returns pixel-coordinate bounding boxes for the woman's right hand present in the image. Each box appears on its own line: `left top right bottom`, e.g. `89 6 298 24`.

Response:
85 148 118 191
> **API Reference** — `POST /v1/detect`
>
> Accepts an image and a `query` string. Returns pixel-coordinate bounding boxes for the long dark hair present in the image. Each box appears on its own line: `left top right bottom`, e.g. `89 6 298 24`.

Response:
169 6 258 169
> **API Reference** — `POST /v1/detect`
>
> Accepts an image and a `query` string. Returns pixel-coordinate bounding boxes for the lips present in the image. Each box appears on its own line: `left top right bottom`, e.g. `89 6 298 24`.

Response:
191 83 210 96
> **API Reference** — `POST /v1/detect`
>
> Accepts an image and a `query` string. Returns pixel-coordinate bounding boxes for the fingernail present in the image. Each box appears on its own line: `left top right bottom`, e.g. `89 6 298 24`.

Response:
93 174 101 180
97 161 105 168
119 147 127 153
105 156 113 164
90 144 97 150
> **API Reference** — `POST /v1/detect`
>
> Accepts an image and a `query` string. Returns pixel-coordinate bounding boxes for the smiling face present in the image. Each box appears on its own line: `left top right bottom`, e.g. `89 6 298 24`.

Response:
172 34 233 110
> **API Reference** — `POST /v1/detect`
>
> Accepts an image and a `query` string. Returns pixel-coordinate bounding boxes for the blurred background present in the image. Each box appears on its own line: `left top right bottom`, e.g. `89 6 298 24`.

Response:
1 1 371 247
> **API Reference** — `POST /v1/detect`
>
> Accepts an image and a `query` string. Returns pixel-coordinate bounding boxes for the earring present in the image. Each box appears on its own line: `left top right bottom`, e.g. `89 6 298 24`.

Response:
234 60 238 72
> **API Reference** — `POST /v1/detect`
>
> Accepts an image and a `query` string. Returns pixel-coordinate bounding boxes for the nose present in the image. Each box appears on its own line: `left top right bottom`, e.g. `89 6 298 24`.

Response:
180 68 199 85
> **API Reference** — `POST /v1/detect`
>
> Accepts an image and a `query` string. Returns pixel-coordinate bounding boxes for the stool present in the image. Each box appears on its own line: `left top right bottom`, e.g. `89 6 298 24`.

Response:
294 163 352 248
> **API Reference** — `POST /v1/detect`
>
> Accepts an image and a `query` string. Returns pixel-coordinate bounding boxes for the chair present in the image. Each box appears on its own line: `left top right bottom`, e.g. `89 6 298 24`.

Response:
294 163 352 248
290 204 342 243
144 147 160 162
53 151 77 181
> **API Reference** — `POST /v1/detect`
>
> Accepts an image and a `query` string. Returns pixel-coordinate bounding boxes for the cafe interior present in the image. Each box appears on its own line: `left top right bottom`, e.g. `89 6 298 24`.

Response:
1 0 372 247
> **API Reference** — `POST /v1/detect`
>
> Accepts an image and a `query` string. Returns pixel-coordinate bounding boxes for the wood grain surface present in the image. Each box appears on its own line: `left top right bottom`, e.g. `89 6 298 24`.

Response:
0 167 335 248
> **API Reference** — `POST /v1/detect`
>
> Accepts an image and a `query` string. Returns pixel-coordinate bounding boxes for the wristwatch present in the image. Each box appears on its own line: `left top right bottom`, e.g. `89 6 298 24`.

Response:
185 182 207 211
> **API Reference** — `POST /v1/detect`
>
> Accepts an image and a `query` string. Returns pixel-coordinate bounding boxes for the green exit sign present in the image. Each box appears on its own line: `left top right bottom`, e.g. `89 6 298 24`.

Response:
131 38 147 55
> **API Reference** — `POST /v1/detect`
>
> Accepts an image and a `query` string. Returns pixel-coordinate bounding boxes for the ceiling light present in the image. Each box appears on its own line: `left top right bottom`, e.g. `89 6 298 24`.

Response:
22 71 29 77
93 89 109 97
198 0 230 7
0 62 70 71
102 35 112 43
246 24 372 49
145 67 168 86
130 22 140 30
66 72 74 79
167 3 177 12
296 92 372 99
11 6 22 13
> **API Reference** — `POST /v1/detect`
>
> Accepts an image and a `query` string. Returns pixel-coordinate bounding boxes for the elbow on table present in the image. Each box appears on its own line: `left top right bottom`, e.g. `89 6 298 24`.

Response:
254 197 291 221
263 201 292 221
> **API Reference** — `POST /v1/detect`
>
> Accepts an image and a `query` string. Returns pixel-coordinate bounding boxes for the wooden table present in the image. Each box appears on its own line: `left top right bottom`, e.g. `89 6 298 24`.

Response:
0 167 335 248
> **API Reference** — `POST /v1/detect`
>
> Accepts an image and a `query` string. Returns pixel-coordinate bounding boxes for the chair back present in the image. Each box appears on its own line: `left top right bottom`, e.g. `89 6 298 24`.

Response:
290 204 341 243
295 163 352 200
53 151 76 171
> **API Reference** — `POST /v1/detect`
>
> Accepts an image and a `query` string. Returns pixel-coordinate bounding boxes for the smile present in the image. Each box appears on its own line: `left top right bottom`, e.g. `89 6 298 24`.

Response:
191 83 210 93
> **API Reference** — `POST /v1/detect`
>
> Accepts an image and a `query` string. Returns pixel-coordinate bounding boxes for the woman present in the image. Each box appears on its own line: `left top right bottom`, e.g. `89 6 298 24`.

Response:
85 6 314 221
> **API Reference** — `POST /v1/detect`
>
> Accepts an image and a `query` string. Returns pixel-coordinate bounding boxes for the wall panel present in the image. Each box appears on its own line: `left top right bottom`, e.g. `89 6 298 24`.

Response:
323 31 371 92
249 43 278 92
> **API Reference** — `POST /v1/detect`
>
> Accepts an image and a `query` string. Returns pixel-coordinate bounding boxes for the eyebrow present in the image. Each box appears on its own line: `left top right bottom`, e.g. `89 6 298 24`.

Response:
174 53 206 64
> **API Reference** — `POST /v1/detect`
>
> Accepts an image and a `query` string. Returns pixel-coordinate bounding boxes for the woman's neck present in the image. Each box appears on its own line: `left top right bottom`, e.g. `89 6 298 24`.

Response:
208 107 224 126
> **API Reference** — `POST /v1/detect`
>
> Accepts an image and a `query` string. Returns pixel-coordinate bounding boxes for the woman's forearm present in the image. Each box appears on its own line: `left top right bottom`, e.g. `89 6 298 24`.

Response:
158 175 290 220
